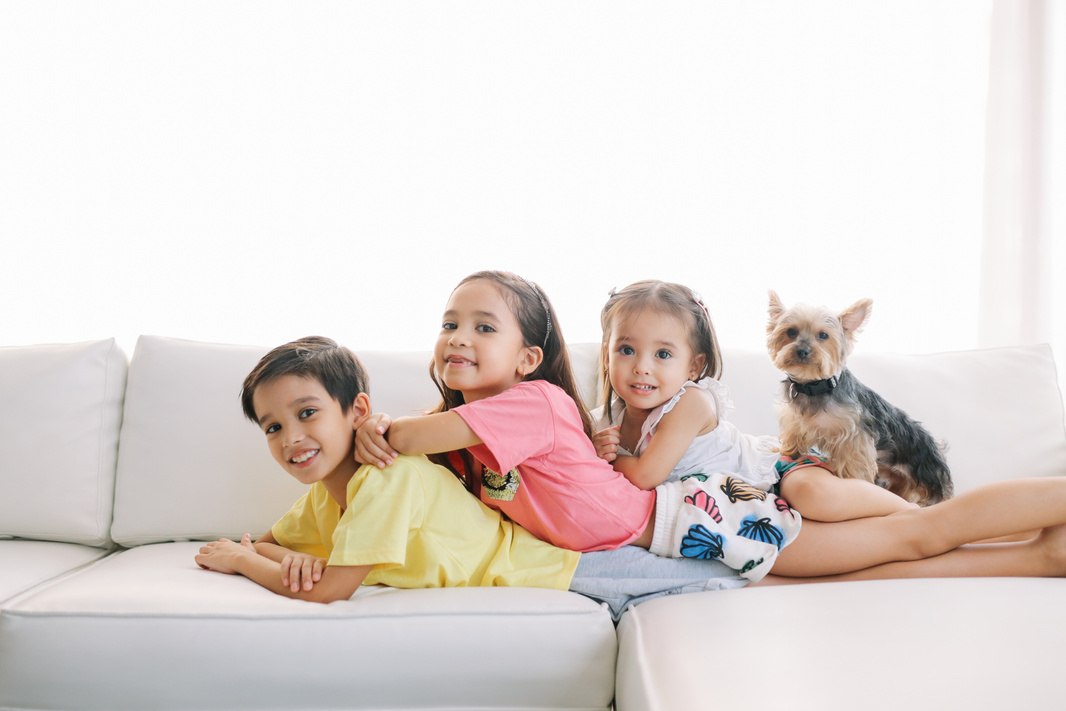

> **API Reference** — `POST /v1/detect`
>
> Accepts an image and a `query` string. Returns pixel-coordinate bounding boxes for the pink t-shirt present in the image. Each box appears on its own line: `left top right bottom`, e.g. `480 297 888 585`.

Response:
453 380 655 552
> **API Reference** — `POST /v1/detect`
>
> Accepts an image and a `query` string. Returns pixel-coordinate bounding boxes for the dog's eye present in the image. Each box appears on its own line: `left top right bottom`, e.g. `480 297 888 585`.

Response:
817 332 829 341
786 328 798 339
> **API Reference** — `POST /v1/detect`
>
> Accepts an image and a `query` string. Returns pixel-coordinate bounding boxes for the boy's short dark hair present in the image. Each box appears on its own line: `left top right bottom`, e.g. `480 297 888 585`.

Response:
241 336 370 423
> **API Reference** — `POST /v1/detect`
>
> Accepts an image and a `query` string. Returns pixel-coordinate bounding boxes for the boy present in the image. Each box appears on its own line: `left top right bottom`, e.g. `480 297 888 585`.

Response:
195 336 743 615
194 336 578 602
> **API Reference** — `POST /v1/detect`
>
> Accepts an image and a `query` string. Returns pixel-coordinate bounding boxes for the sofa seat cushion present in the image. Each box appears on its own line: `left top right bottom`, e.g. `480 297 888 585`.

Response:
0 542 617 711
615 577 1066 710
0 540 111 606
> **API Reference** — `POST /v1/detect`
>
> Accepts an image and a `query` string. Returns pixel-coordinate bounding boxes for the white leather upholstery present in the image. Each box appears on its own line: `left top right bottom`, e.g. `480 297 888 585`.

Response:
0 540 110 605
0 542 617 711
722 344 1066 493
0 339 126 546
110 336 291 545
2 335 1065 711
614 343 1066 711
110 337 602 546
616 578 1066 710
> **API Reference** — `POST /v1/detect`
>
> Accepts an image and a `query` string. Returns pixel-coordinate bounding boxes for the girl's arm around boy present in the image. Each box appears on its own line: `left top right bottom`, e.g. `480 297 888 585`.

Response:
354 411 481 468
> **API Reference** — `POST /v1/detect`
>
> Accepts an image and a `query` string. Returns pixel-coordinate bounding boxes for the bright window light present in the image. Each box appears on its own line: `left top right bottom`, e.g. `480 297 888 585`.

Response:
0 2 992 359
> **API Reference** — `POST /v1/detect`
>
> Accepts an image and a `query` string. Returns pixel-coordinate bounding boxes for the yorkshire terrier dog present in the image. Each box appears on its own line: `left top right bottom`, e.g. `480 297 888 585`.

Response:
766 291 953 506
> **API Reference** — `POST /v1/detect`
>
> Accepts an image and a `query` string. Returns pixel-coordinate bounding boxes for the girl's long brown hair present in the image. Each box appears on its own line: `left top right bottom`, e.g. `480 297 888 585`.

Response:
428 271 592 488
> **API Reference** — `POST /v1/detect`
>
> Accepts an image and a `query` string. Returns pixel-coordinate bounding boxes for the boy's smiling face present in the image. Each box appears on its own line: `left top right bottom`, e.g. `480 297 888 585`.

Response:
252 374 365 490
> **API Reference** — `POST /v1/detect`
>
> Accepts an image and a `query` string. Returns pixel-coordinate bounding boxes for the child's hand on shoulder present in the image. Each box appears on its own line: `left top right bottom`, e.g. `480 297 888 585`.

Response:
195 533 257 574
355 412 399 468
279 551 326 593
592 425 621 462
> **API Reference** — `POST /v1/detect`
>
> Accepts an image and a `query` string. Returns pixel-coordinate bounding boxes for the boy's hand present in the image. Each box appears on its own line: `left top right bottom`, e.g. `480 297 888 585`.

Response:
592 426 621 463
280 551 327 593
354 412 399 468
195 533 257 574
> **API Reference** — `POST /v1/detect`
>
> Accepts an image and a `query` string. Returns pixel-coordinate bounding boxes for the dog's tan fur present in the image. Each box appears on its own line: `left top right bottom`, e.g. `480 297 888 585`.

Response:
767 291 946 504
768 291 877 483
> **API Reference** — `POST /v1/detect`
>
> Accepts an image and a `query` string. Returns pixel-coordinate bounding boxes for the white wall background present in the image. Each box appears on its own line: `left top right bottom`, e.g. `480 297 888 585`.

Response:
4 1 1051 375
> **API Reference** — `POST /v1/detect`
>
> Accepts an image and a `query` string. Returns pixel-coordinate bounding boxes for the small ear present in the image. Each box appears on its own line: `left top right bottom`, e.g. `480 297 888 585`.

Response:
767 290 785 326
839 298 873 335
689 353 707 381
517 346 544 377
349 392 373 428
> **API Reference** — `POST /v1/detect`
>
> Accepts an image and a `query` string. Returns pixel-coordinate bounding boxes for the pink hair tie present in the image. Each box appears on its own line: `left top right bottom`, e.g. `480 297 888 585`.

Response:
692 291 711 320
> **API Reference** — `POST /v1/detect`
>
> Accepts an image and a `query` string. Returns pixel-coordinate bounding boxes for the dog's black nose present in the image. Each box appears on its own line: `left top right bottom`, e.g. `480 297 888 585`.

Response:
795 346 812 360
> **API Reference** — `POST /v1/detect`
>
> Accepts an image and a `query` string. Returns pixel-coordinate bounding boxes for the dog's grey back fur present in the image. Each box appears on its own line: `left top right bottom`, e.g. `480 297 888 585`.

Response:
783 368 954 503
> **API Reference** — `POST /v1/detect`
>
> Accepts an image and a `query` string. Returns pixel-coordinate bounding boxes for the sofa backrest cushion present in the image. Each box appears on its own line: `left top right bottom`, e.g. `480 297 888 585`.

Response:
0 339 126 547
720 344 1066 494
110 336 1065 545
111 336 446 545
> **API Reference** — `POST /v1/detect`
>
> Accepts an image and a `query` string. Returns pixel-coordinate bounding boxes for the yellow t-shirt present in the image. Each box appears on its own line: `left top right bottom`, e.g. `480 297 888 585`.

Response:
271 455 578 590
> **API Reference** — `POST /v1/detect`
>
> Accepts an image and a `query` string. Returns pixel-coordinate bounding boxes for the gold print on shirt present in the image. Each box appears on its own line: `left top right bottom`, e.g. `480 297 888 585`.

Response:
482 466 521 501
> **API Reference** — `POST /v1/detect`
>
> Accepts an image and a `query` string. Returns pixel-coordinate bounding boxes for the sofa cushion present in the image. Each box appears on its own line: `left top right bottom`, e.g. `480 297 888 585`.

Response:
0 540 111 606
111 337 283 545
109 338 1065 546
615 577 1066 710
111 336 597 545
0 339 126 546
110 337 451 545
720 344 1066 493
850 344 1066 492
0 542 617 711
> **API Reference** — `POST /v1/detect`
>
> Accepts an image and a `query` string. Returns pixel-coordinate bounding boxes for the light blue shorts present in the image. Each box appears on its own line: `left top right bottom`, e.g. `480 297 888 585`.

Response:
568 545 747 621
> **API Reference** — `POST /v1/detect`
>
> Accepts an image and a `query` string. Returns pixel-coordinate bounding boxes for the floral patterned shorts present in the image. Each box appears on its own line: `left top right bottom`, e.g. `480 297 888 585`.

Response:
651 473 803 583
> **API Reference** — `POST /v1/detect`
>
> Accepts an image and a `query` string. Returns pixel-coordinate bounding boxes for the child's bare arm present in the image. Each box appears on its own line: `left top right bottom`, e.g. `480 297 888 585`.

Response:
385 412 481 457
779 466 918 522
612 388 717 490
251 529 291 562
355 411 482 468
252 530 326 593
195 535 370 603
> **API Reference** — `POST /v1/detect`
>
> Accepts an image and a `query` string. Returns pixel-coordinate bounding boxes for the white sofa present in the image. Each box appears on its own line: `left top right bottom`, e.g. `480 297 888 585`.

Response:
1 335 1065 711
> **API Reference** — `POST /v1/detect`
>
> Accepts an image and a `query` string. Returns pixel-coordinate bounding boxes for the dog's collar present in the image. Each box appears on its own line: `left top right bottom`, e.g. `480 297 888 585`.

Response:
788 375 839 398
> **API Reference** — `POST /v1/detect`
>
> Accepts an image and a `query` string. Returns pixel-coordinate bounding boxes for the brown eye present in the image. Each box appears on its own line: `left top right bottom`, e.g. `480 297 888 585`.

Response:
817 332 829 341
786 328 799 338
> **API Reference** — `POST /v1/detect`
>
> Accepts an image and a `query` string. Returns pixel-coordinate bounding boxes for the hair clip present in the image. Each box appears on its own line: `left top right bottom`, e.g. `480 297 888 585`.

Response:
516 274 552 349
692 291 711 319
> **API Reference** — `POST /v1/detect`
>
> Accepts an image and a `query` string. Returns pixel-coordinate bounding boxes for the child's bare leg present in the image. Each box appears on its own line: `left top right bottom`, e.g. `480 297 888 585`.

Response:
773 478 1066 577
973 530 1041 544
771 516 924 576
758 524 1066 584
903 477 1066 548
779 466 917 522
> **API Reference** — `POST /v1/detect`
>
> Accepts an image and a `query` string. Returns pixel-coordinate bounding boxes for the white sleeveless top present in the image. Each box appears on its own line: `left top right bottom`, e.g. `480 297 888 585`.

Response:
592 378 780 491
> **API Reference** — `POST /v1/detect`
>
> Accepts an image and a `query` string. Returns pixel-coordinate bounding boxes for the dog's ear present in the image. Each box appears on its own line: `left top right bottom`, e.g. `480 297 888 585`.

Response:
839 298 873 336
767 290 785 327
